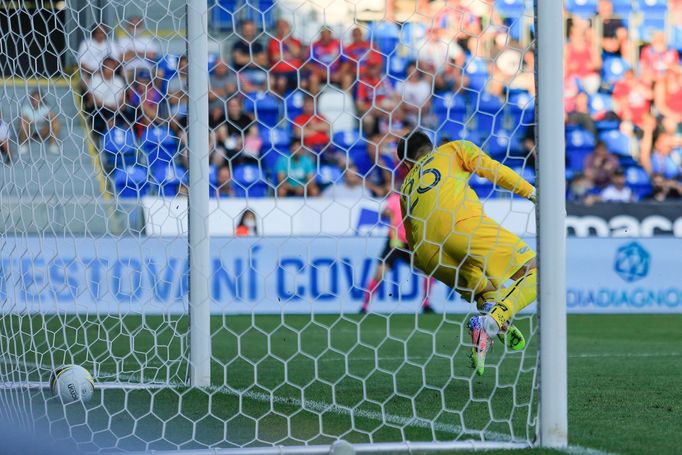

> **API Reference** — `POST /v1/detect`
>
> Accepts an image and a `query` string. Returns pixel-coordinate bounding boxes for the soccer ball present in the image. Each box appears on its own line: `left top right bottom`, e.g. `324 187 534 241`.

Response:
49 364 95 403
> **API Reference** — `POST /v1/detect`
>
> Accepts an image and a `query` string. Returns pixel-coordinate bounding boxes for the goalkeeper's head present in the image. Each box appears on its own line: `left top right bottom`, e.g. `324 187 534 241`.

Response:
398 130 433 169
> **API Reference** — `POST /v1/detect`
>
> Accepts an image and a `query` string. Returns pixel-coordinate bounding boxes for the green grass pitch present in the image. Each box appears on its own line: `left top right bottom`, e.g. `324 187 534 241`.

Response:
1 314 680 454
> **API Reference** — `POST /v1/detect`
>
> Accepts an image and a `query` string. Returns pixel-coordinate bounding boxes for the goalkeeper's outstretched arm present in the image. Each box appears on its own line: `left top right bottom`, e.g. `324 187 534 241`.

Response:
455 141 536 202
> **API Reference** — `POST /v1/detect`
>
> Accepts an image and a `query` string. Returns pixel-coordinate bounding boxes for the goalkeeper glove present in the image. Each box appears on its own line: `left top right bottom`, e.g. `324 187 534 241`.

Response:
528 188 537 204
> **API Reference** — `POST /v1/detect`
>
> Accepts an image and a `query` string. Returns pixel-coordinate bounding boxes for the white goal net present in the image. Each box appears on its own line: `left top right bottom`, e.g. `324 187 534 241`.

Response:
0 0 555 452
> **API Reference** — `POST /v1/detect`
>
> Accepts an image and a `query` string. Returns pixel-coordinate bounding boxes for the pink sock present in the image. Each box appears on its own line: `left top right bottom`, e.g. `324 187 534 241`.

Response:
362 278 380 310
421 277 436 307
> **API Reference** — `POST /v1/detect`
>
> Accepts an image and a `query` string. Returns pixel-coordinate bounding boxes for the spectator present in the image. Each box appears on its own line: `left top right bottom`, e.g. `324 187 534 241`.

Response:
77 24 120 79
417 28 464 78
564 19 601 94
309 27 342 83
640 32 679 84
215 166 235 198
276 143 319 197
87 57 127 135
341 27 381 79
232 20 267 70
583 140 620 187
209 59 238 127
597 0 630 60
293 96 331 151
0 115 11 164
236 209 258 235
566 92 596 136
318 72 357 134
268 19 303 89
641 115 682 180
231 20 268 87
356 60 399 136
363 139 395 198
216 97 257 164
654 66 682 123
18 89 61 155
322 165 372 199
167 55 188 127
612 69 653 129
647 173 682 201
128 70 164 135
599 168 635 202
117 16 159 78
396 64 432 125
567 173 596 203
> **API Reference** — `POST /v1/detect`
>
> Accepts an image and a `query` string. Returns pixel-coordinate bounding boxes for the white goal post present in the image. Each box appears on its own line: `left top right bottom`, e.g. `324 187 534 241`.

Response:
0 0 566 452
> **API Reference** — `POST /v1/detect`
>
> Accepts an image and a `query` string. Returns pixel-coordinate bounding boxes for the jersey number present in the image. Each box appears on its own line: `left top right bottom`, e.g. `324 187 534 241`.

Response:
404 160 441 212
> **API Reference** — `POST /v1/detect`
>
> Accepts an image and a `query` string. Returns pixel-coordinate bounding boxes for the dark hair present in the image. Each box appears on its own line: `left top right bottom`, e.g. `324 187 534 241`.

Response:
613 168 625 177
397 130 433 162
238 209 257 233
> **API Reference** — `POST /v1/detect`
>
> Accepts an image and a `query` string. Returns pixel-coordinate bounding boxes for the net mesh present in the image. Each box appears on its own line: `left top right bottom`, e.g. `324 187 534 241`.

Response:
0 0 538 451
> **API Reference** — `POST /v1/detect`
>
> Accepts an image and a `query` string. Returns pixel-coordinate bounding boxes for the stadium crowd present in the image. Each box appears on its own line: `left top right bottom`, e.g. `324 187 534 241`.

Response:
67 0 682 202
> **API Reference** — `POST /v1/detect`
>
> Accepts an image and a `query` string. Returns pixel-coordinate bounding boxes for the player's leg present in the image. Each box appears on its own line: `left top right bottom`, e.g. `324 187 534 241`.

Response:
360 238 393 313
420 276 436 313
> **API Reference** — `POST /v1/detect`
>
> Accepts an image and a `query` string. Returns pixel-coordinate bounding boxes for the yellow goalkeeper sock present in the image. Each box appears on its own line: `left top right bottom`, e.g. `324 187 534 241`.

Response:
489 268 537 329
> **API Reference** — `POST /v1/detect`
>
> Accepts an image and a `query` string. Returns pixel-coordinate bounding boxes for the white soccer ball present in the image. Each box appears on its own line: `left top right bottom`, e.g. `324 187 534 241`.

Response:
49 365 95 403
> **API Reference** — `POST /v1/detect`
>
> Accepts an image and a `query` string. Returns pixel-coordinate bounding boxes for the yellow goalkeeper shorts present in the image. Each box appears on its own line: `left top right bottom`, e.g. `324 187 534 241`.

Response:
416 215 535 299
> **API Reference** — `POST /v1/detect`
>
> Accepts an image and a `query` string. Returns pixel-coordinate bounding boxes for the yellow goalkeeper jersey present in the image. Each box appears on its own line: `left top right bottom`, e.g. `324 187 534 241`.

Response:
399 140 534 269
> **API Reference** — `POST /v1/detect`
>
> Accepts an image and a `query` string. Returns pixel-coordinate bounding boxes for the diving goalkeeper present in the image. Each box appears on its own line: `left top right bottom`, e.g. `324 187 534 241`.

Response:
398 131 537 376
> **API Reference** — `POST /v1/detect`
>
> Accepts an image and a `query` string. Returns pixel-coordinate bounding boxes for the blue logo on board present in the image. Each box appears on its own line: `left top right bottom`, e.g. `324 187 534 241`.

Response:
614 242 650 283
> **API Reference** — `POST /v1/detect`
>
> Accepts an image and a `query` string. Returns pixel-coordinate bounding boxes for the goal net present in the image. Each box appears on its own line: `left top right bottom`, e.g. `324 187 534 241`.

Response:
0 0 555 452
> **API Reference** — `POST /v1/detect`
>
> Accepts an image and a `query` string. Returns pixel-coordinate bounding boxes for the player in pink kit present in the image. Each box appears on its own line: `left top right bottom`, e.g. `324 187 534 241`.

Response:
360 192 436 314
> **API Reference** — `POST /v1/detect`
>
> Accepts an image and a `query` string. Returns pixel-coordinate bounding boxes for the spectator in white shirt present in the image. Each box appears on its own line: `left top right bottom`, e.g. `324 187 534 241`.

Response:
0 115 11 164
18 89 61 155
167 55 188 127
397 63 433 125
600 169 636 202
77 24 120 79
117 16 159 79
322 165 372 200
87 57 127 135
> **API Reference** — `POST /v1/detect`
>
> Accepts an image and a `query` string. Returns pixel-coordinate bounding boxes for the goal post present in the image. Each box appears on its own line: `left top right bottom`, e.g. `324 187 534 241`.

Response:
536 0 568 448
0 0 567 452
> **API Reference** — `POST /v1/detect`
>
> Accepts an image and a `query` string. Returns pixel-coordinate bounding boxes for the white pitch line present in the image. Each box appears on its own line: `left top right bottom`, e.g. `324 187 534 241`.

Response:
559 445 618 455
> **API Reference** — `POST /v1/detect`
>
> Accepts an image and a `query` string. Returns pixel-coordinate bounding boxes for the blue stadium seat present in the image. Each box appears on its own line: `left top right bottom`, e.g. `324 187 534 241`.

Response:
333 130 369 166
233 165 269 197
463 57 489 93
566 128 596 172
484 129 522 159
565 0 598 17
602 57 629 87
599 130 631 156
317 164 343 185
151 164 188 196
433 93 467 141
612 0 634 16
284 90 305 122
507 91 535 132
670 25 682 51
437 128 481 148
140 124 181 170
387 54 409 80
207 53 219 74
469 173 496 199
473 92 504 137
495 0 526 17
102 126 138 170
243 92 282 128
638 16 666 42
113 165 149 198
625 166 653 199
588 93 614 117
637 0 667 15
260 128 291 178
400 22 427 60
513 166 536 185
369 21 400 56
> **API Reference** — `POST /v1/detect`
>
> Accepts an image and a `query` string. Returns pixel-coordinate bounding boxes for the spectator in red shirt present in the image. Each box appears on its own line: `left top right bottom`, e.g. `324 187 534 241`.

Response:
341 27 383 79
309 27 341 83
293 96 331 151
654 66 682 123
564 19 602 94
268 19 303 89
356 60 398 136
640 32 680 84
612 69 653 128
